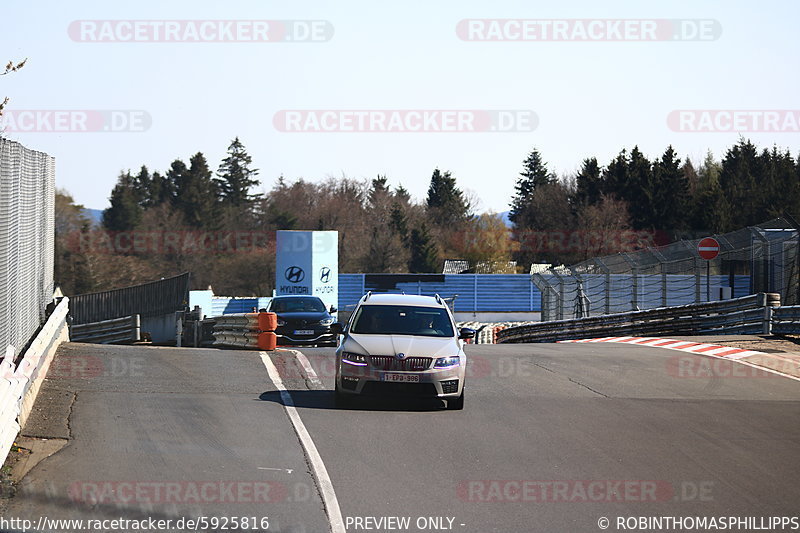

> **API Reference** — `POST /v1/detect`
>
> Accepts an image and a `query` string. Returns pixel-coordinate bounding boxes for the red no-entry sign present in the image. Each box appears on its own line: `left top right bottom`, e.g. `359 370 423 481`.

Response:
698 237 720 260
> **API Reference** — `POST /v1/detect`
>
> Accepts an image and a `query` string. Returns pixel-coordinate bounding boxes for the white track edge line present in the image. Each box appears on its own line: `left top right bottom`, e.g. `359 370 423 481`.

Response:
259 352 345 533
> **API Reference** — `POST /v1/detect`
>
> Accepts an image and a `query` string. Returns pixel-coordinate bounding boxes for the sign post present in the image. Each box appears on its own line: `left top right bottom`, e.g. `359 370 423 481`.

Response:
698 237 720 301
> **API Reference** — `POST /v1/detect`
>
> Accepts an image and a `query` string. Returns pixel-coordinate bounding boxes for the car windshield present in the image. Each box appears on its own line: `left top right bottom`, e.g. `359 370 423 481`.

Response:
350 305 454 337
270 297 326 313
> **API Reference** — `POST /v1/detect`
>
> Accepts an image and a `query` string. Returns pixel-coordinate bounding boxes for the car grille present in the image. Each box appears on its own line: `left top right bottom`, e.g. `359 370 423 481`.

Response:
369 356 432 371
284 319 320 327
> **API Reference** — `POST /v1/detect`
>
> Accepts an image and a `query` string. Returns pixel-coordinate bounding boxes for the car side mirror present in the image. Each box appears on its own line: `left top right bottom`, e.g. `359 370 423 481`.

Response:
329 305 338 313
458 327 476 340
330 322 345 335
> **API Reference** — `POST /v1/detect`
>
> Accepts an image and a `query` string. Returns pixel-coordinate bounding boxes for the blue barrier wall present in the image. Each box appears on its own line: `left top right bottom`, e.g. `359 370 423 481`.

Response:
338 274 540 312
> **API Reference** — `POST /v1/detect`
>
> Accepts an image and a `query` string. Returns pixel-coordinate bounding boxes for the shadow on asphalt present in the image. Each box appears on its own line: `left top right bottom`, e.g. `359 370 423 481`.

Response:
258 390 448 412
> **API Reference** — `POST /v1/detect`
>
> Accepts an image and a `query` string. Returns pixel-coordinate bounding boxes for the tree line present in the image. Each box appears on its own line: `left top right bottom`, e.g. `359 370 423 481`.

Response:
54 137 800 296
509 139 800 266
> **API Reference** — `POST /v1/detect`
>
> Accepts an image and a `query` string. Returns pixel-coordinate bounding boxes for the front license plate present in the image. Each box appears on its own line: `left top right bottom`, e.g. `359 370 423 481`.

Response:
294 329 314 335
383 373 420 383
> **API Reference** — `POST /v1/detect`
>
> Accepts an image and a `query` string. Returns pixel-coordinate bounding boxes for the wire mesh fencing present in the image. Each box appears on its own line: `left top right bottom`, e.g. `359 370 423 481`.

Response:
533 219 800 322
0 139 55 359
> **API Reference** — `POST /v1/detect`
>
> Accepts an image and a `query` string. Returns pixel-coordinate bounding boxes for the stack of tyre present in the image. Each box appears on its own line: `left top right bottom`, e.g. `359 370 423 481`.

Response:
212 312 278 350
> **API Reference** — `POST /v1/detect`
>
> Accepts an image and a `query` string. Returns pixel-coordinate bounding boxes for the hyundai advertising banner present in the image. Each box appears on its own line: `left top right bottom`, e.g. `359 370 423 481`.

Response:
275 231 339 311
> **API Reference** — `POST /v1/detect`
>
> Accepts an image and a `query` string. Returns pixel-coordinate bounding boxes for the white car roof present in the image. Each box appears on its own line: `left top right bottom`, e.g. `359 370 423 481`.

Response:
359 293 447 308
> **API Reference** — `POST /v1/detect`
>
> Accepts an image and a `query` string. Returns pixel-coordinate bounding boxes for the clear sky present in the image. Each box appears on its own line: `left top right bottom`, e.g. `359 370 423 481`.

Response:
2 0 798 213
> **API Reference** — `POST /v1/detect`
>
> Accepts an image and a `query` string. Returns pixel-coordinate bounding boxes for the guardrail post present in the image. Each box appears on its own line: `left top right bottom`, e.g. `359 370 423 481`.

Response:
175 312 183 347
131 314 141 342
594 258 611 315
764 304 773 335
695 258 702 303
757 293 771 335
621 254 639 311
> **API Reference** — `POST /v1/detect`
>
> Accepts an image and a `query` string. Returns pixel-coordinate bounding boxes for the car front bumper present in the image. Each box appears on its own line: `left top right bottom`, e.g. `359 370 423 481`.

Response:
337 362 464 398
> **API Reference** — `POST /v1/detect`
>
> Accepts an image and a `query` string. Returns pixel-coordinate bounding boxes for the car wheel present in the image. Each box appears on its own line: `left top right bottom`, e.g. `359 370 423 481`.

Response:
447 391 464 410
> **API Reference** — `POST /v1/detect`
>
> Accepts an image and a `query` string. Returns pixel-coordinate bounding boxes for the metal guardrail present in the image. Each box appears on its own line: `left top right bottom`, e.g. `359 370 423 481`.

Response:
69 315 141 344
69 272 190 324
497 293 780 344
770 306 800 335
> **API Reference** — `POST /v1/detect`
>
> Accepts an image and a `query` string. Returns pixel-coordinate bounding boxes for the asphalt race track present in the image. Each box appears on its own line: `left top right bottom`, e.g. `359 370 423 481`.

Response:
3 341 799 533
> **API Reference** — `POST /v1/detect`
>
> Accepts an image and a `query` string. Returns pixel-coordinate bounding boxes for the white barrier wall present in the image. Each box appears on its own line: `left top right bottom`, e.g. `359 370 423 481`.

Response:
0 297 69 463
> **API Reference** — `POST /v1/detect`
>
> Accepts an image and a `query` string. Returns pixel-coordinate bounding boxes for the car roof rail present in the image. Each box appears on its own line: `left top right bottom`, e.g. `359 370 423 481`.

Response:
363 291 372 302
434 293 443 306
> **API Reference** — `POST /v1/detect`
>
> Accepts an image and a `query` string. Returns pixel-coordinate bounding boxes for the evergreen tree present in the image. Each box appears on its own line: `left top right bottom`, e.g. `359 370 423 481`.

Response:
215 137 261 208
425 168 470 227
134 165 151 207
719 139 763 229
103 171 143 231
601 149 629 198
173 153 218 228
166 158 189 207
368 175 391 208
761 146 800 220
574 157 602 206
625 146 655 229
147 170 174 206
389 202 409 243
682 158 699 196
408 224 439 273
509 148 553 227
691 151 728 232
394 185 411 203
652 146 688 232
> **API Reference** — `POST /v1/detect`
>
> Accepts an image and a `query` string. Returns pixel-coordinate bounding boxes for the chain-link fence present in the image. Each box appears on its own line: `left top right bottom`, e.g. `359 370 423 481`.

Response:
0 139 55 359
533 218 800 322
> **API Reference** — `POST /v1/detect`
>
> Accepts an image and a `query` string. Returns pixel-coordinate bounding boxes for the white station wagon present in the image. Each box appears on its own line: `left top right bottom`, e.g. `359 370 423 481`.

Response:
331 293 475 410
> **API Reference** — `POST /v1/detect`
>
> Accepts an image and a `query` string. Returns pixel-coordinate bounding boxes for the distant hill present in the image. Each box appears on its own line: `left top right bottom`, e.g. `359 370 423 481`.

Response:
82 208 103 227
497 211 512 228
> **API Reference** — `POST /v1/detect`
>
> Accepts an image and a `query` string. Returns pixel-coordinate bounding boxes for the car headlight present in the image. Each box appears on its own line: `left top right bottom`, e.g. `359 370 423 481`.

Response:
319 318 333 326
341 351 368 366
277 318 286 327
434 356 460 368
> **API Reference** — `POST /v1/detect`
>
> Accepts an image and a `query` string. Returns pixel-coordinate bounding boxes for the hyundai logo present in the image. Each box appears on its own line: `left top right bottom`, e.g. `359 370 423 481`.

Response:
285 266 305 283
320 267 331 283
396 352 407 360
